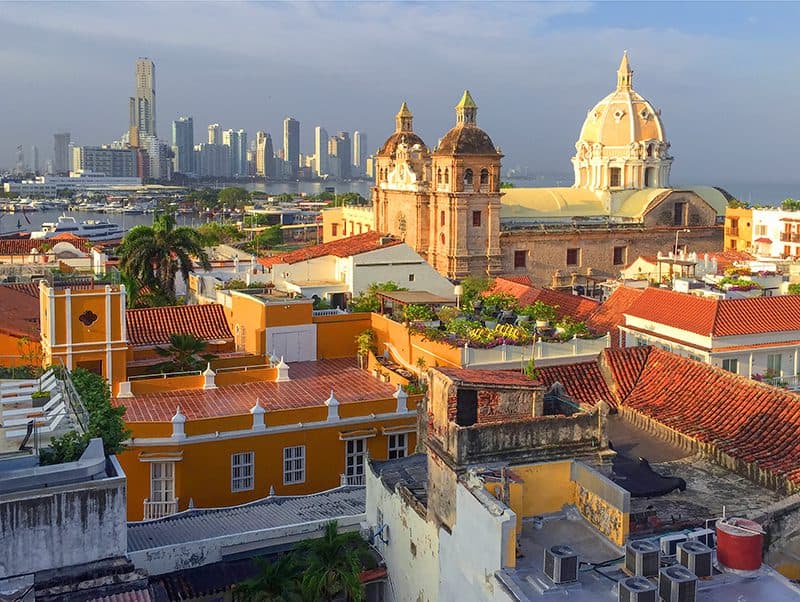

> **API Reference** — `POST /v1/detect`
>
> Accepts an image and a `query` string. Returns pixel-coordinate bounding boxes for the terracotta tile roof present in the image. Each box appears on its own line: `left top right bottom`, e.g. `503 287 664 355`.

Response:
0 236 91 255
538 361 616 409
489 277 599 321
119 358 396 421
0 285 41 339
5 282 39 297
706 250 755 272
498 274 533 286
754 237 773 244
257 231 400 268
586 286 645 348
601 346 800 486
625 288 800 337
126 303 233 346
437 367 542 388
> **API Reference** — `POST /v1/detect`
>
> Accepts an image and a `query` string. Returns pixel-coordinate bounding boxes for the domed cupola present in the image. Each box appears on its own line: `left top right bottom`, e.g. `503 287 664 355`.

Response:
377 102 427 158
572 52 673 192
434 90 500 156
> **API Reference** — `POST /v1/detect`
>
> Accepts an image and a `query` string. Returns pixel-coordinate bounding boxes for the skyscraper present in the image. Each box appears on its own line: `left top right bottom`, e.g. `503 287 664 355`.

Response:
236 129 247 176
54 132 70 174
128 58 157 137
283 117 299 177
334 131 351 180
30 145 39 175
353 131 367 176
172 116 194 174
314 126 329 177
256 131 275 178
208 123 221 145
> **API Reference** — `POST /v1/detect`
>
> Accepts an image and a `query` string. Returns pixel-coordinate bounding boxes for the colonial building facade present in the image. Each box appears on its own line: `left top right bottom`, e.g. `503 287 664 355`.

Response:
343 53 727 283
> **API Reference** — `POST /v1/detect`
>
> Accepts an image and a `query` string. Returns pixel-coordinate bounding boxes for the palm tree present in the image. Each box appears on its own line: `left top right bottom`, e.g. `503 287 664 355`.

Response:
233 555 302 602
298 521 367 602
117 213 211 302
154 333 215 373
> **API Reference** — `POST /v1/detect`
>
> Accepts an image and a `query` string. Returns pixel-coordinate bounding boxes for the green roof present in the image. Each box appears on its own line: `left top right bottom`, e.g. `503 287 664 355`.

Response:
456 90 477 109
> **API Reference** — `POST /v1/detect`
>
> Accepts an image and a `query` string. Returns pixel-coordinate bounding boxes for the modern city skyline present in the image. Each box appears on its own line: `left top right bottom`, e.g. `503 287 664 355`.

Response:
128 57 156 138
171 116 194 174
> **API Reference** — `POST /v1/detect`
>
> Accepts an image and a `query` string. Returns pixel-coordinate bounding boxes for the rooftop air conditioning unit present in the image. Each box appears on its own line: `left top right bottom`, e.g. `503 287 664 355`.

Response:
625 540 660 578
660 532 688 556
677 541 713 578
543 545 578 584
688 528 716 549
618 576 657 602
658 565 697 602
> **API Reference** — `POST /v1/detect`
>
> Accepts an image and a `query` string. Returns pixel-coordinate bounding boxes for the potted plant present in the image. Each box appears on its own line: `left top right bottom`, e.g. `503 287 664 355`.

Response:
520 301 558 329
355 329 375 370
402 304 438 327
31 389 51 407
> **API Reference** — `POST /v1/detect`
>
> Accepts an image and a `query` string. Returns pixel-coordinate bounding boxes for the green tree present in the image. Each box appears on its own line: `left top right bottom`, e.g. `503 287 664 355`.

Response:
298 521 367 602
500 181 515 188
459 275 493 310
233 555 302 602
244 225 282 255
197 222 244 246
782 198 800 211
349 281 406 313
274 193 295 203
219 187 251 209
154 333 216 373
186 187 219 207
789 283 800 295
117 214 211 302
333 192 368 207
727 198 749 209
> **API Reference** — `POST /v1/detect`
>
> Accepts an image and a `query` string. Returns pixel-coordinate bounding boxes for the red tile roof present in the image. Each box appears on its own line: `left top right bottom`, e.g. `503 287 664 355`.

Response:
489 277 599 321
119 358 396 421
437 367 542 388
601 346 800 487
586 286 646 348
706 250 755 272
624 288 800 337
0 285 41 339
538 361 616 409
0 236 91 255
126 303 233 346
258 231 400 268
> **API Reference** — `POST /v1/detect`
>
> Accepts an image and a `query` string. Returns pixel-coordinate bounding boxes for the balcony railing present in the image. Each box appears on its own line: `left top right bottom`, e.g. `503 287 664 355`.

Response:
340 473 365 487
143 498 179 520
725 227 740 237
779 232 800 243
763 374 800 391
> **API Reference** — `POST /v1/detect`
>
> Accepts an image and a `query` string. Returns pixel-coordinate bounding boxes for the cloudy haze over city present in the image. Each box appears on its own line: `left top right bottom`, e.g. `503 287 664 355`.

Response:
2 1 800 185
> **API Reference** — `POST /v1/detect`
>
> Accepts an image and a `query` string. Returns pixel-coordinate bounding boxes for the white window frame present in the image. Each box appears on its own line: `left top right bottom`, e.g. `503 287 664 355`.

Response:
150 462 175 502
231 452 255 492
388 433 407 460
283 445 306 485
345 438 367 478
722 358 738 374
767 353 782 375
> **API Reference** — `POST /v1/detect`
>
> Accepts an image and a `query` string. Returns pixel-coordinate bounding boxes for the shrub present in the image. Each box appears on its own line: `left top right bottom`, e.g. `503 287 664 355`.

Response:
402 304 436 322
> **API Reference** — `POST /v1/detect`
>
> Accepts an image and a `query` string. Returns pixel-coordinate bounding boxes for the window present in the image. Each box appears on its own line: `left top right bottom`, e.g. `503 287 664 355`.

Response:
464 168 473 187
345 438 367 480
644 167 655 187
609 167 621 187
673 202 686 226
784 245 792 257
480 169 489 186
331 223 338 236
437 168 442 184
756 224 768 236
231 452 254 492
722 358 738 374
514 250 526 268
388 433 407 459
283 445 306 484
472 210 481 227
566 248 580 266
440 210 445 226
444 169 449 184
342 221 347 235
636 337 648 347
408 273 415 282
767 354 782 375
150 462 175 502
612 246 626 266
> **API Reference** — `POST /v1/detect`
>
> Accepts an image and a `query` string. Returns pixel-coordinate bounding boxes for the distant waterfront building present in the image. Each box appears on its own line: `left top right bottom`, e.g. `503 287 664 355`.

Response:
140 135 173 181
283 117 300 177
315 126 329 178
194 143 231 178
30 145 39 175
71 146 138 178
222 129 247 176
353 131 366 176
171 116 194 175
255 131 275 178
3 172 142 196
333 131 351 180
53 132 70 174
129 58 157 137
208 123 221 145
365 155 374 178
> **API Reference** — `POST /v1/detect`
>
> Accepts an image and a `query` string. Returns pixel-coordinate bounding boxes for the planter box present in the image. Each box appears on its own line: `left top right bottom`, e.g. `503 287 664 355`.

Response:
31 391 51 407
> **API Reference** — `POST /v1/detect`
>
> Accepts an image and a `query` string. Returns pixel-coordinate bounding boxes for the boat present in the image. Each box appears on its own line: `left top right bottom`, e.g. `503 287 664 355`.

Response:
30 216 125 242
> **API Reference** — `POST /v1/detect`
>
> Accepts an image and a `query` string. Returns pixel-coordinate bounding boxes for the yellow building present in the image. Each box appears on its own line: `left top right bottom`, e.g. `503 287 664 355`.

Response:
724 206 754 251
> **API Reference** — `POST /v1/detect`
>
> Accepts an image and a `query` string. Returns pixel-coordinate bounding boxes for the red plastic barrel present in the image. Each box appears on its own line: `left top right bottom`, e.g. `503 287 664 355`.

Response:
716 517 763 571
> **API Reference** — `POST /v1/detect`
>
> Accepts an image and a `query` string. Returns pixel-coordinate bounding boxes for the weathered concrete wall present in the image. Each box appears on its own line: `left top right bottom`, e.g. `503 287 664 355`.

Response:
0 457 126 578
501 226 722 286
571 461 630 546
476 389 540 423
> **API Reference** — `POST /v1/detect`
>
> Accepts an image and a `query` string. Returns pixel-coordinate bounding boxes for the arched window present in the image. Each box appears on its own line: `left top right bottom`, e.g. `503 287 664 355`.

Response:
437 168 442 184
444 169 449 184
464 168 473 188
647 144 654 158
440 210 445 226
480 169 489 186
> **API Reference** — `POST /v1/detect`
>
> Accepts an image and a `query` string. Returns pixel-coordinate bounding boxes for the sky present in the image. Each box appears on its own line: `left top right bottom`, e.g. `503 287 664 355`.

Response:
1 1 799 187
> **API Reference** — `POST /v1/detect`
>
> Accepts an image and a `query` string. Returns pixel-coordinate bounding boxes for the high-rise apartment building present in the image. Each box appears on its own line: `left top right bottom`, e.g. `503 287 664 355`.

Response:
128 58 157 137
333 131 351 180
314 126 329 177
353 131 367 176
141 135 173 181
194 143 232 178
255 131 275 178
283 117 299 177
53 133 70 174
171 116 194 175
208 124 221 145
72 146 138 177
30 145 39 175
221 129 248 177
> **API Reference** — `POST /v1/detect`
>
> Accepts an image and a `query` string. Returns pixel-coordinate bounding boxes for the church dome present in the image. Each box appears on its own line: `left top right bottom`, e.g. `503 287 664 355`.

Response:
378 102 427 157
435 91 499 156
577 52 666 147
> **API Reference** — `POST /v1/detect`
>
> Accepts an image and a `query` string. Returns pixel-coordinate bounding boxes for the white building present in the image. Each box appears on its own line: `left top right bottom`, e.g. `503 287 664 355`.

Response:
315 126 329 177
4 171 142 196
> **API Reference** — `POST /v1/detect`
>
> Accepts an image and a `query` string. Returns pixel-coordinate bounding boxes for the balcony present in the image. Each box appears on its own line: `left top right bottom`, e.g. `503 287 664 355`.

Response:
340 473 365 487
725 227 740 237
143 498 179 520
762 374 800 391
779 232 800 243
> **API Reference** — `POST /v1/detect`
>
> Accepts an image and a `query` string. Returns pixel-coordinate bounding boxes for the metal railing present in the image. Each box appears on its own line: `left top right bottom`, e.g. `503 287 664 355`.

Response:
340 473 366 487
763 374 800 391
725 227 740 237
143 498 179 520
312 308 348 317
779 232 800 243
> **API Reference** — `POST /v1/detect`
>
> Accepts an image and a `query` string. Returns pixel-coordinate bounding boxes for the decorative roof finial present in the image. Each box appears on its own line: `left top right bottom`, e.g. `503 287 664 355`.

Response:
617 51 633 91
455 90 478 126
